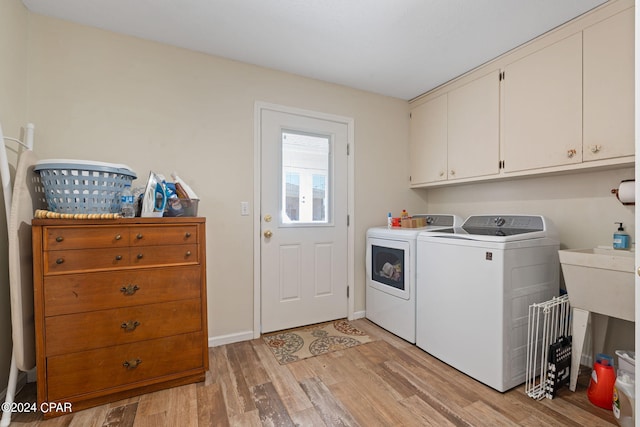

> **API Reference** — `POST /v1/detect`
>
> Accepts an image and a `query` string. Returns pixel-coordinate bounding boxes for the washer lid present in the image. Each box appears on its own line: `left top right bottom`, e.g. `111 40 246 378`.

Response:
420 215 556 242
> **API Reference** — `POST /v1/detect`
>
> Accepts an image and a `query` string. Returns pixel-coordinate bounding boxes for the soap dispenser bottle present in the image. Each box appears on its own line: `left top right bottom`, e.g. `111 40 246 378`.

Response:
613 222 630 250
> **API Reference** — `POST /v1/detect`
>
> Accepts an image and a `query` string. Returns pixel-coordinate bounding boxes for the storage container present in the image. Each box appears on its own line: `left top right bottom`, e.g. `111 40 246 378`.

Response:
35 159 136 214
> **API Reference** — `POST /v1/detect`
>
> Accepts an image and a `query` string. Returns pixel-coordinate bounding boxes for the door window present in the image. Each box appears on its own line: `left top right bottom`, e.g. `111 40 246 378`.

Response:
281 130 331 225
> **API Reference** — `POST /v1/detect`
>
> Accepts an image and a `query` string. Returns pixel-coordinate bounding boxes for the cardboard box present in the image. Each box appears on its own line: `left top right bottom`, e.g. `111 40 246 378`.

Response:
400 217 426 228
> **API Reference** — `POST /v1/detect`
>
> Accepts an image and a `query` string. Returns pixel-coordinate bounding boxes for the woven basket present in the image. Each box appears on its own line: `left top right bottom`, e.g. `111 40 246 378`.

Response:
34 159 137 214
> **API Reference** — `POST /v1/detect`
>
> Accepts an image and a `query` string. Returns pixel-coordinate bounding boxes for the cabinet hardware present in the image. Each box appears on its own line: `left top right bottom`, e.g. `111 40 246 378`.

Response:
122 358 142 369
185 251 192 257
137 253 144 259
450 170 456 176
115 234 122 240
136 233 143 240
567 149 577 158
590 145 602 153
264 230 273 238
115 255 122 261
55 258 64 265
185 232 192 238
121 320 140 331
55 236 64 242
120 284 140 295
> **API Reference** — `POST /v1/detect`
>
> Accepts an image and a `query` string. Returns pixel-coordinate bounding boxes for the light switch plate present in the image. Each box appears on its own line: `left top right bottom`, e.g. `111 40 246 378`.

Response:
241 201 249 216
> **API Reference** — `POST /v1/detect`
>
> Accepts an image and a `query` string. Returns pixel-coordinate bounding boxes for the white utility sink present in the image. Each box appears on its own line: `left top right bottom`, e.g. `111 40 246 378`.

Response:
559 247 634 321
558 247 635 392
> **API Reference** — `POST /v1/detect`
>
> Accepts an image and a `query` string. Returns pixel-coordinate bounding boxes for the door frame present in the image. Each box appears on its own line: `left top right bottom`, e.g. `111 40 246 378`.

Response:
253 102 355 338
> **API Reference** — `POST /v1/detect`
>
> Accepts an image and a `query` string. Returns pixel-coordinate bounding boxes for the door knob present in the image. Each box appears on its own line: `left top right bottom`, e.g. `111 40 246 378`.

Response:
264 230 273 238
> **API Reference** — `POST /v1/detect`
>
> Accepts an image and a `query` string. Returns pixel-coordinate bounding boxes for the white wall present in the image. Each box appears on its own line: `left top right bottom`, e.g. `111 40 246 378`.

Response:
23 13 424 344
0 0 29 394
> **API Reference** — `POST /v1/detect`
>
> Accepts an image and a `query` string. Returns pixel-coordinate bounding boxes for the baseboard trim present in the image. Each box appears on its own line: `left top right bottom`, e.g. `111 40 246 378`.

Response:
209 330 255 347
352 310 366 319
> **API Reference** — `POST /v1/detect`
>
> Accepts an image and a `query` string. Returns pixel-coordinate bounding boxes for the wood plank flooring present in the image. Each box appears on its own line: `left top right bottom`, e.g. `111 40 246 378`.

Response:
9 319 617 426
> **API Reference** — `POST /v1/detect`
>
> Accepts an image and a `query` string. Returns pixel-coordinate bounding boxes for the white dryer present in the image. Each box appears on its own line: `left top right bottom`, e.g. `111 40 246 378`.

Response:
366 214 462 343
416 215 559 392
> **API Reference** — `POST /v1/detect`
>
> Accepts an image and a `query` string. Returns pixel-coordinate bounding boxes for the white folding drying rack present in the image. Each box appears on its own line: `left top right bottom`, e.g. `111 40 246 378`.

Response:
0 122 34 427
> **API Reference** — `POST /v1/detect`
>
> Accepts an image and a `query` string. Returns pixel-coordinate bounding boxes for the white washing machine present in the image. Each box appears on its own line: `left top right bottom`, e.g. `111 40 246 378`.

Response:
366 214 462 343
416 215 559 392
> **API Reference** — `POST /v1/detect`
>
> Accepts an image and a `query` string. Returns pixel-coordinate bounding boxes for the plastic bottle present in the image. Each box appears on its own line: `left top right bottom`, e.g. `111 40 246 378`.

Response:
613 369 635 427
387 212 392 229
588 353 617 410
120 184 135 218
401 209 409 220
613 222 630 250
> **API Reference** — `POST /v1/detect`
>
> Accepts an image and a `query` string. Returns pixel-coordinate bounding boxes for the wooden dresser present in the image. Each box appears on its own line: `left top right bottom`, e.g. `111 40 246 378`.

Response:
32 217 208 417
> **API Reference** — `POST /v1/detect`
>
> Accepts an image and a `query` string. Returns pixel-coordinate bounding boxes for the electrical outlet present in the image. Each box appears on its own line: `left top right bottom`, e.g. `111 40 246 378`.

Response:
241 201 249 216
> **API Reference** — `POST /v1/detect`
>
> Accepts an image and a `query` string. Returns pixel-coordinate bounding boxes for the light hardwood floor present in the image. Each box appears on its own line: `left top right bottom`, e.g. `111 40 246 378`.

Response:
9 319 617 426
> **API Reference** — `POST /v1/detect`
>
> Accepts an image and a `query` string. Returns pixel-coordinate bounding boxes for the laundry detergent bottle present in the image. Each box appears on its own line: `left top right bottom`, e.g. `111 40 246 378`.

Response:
588 354 617 409
613 369 635 427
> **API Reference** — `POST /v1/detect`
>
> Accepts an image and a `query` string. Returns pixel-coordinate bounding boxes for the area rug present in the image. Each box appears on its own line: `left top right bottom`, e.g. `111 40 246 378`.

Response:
263 320 373 364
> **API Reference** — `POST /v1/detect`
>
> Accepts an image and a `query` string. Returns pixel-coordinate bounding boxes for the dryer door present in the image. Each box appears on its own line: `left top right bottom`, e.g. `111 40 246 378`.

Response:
366 236 410 300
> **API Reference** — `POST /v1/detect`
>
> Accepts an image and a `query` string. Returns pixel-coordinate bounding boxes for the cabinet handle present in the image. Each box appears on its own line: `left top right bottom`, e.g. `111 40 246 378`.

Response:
55 258 64 265
55 236 64 243
590 145 602 154
439 171 445 177
115 234 122 241
450 170 456 176
120 284 139 295
115 255 123 261
137 253 144 259
121 320 140 331
185 232 192 238
122 358 142 369
185 250 192 257
136 233 143 240
567 149 577 158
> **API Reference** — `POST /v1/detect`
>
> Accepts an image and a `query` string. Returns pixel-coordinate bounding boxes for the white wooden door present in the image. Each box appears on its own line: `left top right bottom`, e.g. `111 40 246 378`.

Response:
260 107 348 333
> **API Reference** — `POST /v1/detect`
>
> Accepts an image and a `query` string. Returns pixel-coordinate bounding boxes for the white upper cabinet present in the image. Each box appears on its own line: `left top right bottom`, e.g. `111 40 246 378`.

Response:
408 1 634 188
409 94 447 185
502 33 583 173
409 70 500 186
583 7 635 161
448 70 500 180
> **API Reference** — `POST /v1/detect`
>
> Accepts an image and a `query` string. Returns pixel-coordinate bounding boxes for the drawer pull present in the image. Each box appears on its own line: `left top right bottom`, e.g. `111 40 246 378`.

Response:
185 232 192 238
121 320 141 331
122 358 142 369
55 258 64 265
55 236 64 242
115 255 123 261
137 253 144 259
185 251 192 257
136 233 143 240
115 234 122 241
120 284 140 295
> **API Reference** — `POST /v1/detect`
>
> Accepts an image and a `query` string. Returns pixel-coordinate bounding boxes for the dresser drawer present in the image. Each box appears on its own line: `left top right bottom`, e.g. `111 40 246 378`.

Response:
46 332 204 401
130 244 199 267
130 225 198 246
44 226 128 251
44 248 129 274
45 299 202 356
44 266 202 316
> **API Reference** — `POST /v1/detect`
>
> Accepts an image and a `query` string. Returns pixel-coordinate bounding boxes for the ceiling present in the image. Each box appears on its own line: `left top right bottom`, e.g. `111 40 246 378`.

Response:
21 0 608 100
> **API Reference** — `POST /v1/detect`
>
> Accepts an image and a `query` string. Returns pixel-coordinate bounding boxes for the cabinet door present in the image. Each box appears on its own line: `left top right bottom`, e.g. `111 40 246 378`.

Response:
502 33 582 172
583 7 635 161
448 70 500 180
409 94 447 185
